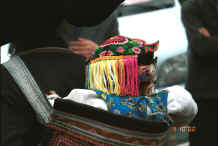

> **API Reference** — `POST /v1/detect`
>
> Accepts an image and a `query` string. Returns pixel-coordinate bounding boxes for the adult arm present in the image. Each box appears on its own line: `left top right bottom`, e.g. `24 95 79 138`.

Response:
68 10 120 59
64 0 124 27
181 0 218 56
69 38 99 59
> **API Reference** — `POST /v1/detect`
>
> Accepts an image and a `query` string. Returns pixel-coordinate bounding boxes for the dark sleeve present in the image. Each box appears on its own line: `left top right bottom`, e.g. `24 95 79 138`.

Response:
181 0 218 56
105 11 120 38
0 40 8 46
64 0 124 27
0 66 43 146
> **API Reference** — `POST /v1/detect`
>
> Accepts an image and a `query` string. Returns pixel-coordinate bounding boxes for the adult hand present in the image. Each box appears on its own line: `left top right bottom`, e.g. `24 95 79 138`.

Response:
68 37 99 59
198 27 211 37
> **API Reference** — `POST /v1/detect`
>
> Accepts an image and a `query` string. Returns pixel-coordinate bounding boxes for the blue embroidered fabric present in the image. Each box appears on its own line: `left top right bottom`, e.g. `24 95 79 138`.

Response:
95 90 170 125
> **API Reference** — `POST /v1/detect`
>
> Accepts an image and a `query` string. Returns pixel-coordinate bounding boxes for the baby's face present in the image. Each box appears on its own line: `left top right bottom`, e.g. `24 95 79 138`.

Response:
138 64 157 96
138 64 157 83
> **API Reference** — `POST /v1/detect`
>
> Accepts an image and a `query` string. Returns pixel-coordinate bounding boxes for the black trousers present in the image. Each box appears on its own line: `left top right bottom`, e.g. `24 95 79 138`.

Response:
189 99 218 146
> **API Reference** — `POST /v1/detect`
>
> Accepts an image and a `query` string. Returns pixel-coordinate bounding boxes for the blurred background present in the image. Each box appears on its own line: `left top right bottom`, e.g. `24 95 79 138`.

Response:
118 0 187 89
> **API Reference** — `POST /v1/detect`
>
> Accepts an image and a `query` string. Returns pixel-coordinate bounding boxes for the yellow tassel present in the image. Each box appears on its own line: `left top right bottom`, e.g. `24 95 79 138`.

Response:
111 60 120 95
104 60 113 94
118 59 124 88
93 62 99 89
97 61 108 93
88 56 137 96
89 61 110 94
89 63 94 89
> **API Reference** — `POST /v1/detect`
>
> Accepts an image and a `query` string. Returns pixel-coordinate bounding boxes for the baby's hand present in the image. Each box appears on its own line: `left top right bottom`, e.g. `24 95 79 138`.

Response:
45 90 61 106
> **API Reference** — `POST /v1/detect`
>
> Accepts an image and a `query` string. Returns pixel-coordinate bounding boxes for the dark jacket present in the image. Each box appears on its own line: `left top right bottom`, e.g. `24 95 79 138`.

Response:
182 0 218 99
72 10 119 45
60 9 120 46
0 0 123 50
0 48 86 146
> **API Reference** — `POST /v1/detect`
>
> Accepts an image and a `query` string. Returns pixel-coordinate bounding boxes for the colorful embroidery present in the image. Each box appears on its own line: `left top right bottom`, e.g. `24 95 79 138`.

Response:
39 36 170 146
91 35 159 60
86 36 159 97
95 90 170 125
100 35 129 47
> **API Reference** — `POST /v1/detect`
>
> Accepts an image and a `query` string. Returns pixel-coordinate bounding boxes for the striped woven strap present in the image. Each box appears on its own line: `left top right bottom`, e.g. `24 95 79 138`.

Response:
2 55 53 124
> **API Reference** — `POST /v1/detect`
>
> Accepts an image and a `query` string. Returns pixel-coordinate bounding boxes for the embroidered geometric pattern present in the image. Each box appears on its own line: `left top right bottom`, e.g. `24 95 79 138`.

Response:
95 90 170 125
86 35 159 97
90 35 159 60
39 109 169 146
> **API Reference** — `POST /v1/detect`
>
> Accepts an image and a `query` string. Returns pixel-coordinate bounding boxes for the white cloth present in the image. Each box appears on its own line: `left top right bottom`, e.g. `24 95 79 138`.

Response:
63 89 108 111
164 85 198 126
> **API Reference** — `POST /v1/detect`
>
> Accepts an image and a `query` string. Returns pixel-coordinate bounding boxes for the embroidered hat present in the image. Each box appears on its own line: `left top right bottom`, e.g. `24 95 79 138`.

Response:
86 35 159 97
89 35 159 65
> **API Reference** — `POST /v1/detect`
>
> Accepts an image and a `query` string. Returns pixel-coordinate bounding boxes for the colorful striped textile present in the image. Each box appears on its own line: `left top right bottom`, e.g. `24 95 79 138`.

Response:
39 99 170 146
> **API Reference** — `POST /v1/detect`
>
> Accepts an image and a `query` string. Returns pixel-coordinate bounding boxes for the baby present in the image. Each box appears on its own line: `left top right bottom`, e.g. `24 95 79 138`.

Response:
48 35 197 127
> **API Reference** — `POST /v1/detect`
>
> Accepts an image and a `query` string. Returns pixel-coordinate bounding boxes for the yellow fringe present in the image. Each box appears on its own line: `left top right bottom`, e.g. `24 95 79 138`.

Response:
98 61 108 93
111 60 120 95
118 59 124 89
88 58 126 95
104 60 113 94
89 63 94 89
88 55 138 96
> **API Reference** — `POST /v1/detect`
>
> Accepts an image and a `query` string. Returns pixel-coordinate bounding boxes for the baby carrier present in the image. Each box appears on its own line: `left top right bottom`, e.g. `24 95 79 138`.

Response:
3 55 170 146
